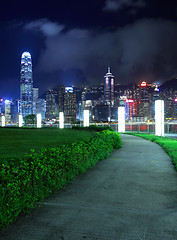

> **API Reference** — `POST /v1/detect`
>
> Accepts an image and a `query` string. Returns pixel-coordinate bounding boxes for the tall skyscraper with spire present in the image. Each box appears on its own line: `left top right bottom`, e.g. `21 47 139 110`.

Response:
104 67 115 106
20 52 33 117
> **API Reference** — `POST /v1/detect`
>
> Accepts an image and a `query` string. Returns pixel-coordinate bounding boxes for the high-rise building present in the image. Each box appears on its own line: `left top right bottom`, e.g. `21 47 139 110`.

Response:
58 85 65 112
138 81 152 120
125 99 137 120
32 87 39 114
11 100 19 123
20 52 33 117
36 98 46 120
5 100 11 123
64 87 76 122
104 67 115 106
0 98 5 114
45 89 58 119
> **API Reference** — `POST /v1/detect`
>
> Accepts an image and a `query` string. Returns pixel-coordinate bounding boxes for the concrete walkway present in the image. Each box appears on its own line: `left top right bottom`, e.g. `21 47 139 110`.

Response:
1 134 177 240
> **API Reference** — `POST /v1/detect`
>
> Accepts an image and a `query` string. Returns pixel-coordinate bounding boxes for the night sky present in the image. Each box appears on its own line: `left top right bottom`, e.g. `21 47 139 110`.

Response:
0 0 177 99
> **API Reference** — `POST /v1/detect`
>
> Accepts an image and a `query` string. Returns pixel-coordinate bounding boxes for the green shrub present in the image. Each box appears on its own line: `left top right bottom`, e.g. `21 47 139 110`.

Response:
0 130 121 229
72 125 114 132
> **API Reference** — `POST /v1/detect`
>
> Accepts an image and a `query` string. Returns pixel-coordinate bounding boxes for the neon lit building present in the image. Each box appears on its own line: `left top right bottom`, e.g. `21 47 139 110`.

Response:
125 99 137 120
20 52 33 117
138 81 151 120
104 67 115 106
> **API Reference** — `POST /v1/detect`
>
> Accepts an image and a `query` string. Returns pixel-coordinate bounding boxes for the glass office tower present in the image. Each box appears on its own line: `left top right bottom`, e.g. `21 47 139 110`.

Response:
104 67 115 106
20 52 33 117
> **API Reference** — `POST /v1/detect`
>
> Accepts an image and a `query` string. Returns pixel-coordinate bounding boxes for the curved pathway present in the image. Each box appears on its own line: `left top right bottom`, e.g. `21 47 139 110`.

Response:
1 134 177 240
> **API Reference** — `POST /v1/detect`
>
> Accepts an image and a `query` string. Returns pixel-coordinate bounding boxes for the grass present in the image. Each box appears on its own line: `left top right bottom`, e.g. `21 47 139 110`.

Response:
126 132 177 170
0 127 97 160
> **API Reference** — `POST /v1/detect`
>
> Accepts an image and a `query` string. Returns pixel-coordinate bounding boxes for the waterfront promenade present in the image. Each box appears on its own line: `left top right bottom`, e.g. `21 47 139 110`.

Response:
1 134 177 240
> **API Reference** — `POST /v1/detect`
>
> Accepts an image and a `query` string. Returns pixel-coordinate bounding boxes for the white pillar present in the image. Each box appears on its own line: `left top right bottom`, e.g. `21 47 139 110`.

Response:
37 114 41 128
155 100 164 136
118 107 125 133
83 110 89 127
59 112 64 129
19 115 23 127
1 116 5 127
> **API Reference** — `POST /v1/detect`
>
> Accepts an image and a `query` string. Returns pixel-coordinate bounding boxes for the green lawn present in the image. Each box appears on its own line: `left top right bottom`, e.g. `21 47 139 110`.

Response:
127 132 177 170
0 127 96 160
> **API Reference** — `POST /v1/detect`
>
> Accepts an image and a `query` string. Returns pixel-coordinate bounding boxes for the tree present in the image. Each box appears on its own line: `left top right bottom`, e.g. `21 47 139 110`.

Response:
24 114 36 125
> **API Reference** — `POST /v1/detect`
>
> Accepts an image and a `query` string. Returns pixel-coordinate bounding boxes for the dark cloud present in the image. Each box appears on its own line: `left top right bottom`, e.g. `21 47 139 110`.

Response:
24 19 65 36
103 0 146 12
24 18 177 87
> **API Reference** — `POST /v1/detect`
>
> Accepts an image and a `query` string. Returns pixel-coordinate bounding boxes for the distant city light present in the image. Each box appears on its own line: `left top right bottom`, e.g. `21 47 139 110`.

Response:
125 99 134 103
22 52 31 58
5 100 10 104
59 112 64 129
155 100 164 136
83 110 89 127
65 87 73 93
174 98 177 102
118 106 125 132
37 114 41 128
140 81 147 87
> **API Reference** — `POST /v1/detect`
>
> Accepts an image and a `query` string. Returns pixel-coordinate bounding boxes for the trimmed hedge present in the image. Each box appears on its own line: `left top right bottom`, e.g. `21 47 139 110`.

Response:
72 125 114 132
0 130 121 229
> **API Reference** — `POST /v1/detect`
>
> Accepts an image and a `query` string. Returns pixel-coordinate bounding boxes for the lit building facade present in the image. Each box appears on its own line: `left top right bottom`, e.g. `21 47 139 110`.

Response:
20 52 33 117
64 87 76 123
104 67 115 106
0 98 5 114
36 98 46 120
138 81 152 120
32 87 39 114
58 85 65 112
125 99 137 120
45 89 58 119
5 100 11 123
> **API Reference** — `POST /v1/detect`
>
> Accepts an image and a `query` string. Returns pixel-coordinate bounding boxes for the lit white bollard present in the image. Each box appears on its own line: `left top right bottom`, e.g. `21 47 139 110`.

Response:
118 107 125 132
155 100 164 136
19 115 23 127
1 116 5 127
59 112 64 129
83 110 89 127
37 114 41 128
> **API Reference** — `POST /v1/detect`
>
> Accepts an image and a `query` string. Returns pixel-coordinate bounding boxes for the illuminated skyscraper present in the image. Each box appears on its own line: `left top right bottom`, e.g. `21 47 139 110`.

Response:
64 87 76 123
45 89 58 119
104 67 115 106
20 52 33 117
32 87 39 114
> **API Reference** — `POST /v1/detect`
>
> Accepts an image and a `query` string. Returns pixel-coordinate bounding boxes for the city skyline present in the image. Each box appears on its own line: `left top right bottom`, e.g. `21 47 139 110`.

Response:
0 0 177 99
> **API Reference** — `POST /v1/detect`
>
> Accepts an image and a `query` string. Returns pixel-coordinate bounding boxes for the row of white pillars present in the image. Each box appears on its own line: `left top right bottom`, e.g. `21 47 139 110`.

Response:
1 100 164 136
117 100 164 136
59 110 89 128
1 111 90 129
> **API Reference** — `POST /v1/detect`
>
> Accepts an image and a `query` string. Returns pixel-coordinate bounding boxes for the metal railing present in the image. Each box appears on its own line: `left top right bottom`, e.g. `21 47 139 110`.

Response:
2 122 177 134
